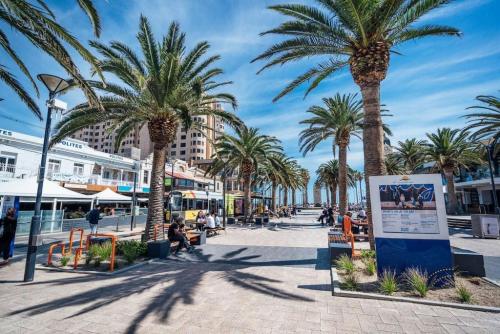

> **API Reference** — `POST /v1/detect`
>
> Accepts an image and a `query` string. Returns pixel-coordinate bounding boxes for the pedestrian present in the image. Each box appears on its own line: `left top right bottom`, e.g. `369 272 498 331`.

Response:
86 205 102 235
327 206 334 226
0 207 17 265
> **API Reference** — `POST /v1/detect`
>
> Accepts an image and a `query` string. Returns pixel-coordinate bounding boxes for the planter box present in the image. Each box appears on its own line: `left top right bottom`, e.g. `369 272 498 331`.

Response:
452 247 486 277
147 240 171 259
227 217 235 225
329 242 351 264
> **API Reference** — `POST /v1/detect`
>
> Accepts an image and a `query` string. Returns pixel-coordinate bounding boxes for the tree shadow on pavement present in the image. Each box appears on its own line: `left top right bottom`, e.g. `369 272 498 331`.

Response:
8 246 315 334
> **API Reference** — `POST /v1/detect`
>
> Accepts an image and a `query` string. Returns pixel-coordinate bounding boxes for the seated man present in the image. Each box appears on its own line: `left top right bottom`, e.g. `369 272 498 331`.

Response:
167 217 193 254
357 208 367 220
205 211 216 230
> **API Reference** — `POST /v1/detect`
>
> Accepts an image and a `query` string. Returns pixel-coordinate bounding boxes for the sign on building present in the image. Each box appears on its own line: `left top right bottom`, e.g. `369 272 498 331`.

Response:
369 174 453 284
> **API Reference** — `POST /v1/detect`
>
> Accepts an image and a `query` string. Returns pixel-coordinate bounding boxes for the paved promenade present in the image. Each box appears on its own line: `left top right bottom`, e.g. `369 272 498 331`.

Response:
1 214 499 333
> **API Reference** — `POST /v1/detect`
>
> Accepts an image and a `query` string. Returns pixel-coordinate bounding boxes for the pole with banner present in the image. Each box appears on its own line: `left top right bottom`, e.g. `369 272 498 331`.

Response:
369 174 453 285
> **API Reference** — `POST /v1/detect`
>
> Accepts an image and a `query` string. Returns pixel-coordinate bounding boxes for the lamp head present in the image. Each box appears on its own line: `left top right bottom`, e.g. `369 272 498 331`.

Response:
37 74 70 95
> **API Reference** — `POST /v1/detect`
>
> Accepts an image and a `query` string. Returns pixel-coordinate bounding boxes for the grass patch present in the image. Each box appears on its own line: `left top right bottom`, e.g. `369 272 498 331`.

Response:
379 269 398 295
335 254 355 275
403 267 431 297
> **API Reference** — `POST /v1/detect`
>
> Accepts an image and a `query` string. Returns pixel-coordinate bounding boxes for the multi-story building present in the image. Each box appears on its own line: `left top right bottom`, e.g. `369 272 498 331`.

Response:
70 102 225 163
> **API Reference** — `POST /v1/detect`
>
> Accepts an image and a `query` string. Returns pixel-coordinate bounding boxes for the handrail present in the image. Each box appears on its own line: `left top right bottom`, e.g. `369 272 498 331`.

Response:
84 233 117 272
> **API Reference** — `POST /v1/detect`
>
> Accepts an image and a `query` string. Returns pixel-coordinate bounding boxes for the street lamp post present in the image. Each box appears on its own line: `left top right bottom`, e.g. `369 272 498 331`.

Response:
484 140 499 214
130 165 138 231
24 74 70 282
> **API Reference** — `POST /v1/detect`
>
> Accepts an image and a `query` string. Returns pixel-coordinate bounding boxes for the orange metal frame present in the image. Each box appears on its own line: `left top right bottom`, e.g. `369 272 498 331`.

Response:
153 223 170 241
47 228 85 266
83 233 117 272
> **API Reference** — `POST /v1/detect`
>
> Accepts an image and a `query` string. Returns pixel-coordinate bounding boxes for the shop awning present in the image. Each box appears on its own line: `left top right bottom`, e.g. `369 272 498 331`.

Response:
94 188 132 202
0 177 92 200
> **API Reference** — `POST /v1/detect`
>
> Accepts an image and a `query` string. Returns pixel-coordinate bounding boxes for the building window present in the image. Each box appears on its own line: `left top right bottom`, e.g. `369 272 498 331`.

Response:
0 155 16 173
143 170 149 184
47 159 61 175
180 150 185 155
172 143 177 148
73 163 84 176
181 135 186 140
180 142 186 147
171 151 176 156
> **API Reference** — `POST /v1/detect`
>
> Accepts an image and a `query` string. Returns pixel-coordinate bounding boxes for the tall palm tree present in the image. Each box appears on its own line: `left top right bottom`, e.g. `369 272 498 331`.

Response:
394 138 428 173
464 94 500 141
0 0 103 117
385 153 405 175
208 127 282 221
254 0 460 247
425 128 481 214
52 18 239 239
299 93 363 215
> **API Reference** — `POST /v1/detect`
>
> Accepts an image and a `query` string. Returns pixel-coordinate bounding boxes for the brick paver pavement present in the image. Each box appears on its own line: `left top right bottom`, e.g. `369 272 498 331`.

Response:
0 213 499 333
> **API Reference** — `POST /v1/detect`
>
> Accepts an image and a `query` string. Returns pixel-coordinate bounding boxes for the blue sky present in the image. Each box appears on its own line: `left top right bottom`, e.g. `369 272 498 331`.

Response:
1 0 499 201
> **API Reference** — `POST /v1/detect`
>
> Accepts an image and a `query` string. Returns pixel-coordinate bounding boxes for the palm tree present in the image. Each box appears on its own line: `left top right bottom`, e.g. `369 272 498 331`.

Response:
316 159 340 206
464 94 500 141
52 18 239 239
254 0 460 247
385 153 405 175
299 93 363 215
0 0 103 117
425 128 481 214
394 138 428 174
208 127 282 221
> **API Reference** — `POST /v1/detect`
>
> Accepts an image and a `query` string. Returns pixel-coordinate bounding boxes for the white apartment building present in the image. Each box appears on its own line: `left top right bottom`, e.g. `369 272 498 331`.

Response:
0 128 151 194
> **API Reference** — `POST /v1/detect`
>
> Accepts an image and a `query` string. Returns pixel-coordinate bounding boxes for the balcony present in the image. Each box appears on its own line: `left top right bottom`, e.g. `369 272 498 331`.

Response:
455 167 499 183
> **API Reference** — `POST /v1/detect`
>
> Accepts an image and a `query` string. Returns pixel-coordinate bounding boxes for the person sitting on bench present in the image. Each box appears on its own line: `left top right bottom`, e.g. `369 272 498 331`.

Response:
205 211 216 230
167 218 193 254
343 212 360 237
214 212 221 227
357 208 367 220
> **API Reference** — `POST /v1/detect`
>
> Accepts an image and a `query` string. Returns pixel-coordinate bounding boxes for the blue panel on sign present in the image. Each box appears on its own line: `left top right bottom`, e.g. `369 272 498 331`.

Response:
375 238 453 286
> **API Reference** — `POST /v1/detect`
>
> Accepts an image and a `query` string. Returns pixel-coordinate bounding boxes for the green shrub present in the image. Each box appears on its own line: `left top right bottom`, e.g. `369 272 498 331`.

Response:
121 242 140 264
456 283 472 303
335 254 355 275
116 240 147 257
60 255 71 267
87 242 113 267
379 269 398 295
403 267 431 297
342 273 359 291
360 249 376 261
364 258 376 276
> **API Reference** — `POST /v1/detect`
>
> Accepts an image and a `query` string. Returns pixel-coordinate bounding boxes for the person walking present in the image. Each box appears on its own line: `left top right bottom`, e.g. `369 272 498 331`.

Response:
0 207 18 265
86 205 102 235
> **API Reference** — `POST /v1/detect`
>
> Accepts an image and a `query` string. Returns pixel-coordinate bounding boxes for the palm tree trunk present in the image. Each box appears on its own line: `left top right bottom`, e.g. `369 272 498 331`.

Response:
145 144 166 240
243 174 252 222
338 143 348 215
291 188 296 206
284 186 288 206
325 186 330 206
331 184 337 206
271 182 277 214
360 83 386 249
444 168 458 214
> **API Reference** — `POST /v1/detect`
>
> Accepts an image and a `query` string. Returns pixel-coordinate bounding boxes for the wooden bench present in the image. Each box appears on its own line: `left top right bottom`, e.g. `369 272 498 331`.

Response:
328 231 351 263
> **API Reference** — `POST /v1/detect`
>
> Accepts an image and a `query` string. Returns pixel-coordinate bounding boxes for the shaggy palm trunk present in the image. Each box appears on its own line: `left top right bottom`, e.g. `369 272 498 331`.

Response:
444 167 458 214
361 83 386 249
338 143 348 215
283 187 288 206
145 144 166 239
325 186 330 206
145 118 177 240
291 188 296 206
243 173 252 222
271 182 277 214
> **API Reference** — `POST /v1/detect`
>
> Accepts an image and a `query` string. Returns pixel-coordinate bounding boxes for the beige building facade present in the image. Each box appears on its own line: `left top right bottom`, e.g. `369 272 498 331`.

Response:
71 102 225 164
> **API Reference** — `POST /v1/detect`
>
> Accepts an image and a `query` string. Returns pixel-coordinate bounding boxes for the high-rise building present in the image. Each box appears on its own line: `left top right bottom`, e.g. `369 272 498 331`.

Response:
313 184 322 205
71 102 225 163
